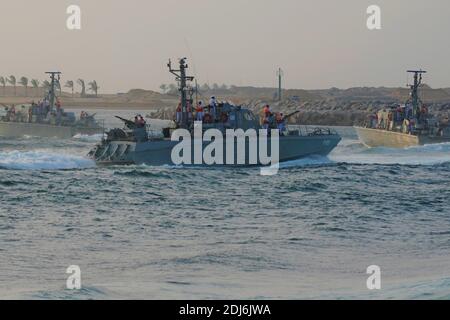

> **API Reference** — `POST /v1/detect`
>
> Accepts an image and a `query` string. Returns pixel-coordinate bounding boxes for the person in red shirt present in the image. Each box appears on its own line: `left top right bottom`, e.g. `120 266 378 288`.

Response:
196 101 204 121
175 103 182 124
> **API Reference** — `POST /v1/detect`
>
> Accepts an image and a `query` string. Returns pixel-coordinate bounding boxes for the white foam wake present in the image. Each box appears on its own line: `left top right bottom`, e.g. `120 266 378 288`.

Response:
72 133 105 142
280 155 333 168
0 150 95 170
330 140 450 165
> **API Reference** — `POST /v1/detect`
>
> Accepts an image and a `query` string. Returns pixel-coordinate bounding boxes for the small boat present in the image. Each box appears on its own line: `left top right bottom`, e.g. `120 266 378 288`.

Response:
89 58 341 166
0 71 103 139
354 70 450 148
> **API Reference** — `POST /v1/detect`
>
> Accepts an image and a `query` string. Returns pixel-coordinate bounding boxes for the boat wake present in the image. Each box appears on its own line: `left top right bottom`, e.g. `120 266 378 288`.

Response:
72 133 105 142
280 155 333 168
330 139 450 166
0 150 95 170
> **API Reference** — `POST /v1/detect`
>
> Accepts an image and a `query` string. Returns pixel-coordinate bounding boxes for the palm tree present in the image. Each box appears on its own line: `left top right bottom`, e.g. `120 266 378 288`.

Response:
159 84 168 94
201 83 211 92
77 79 86 97
0 77 6 96
7 76 16 96
19 77 29 97
31 79 40 97
42 80 51 94
65 80 74 97
88 80 99 97
168 83 178 95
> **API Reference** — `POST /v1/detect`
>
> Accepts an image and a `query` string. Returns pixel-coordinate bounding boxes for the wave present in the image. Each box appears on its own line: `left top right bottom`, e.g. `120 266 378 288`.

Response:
280 155 333 168
337 276 450 300
72 133 105 142
330 140 450 166
0 150 95 170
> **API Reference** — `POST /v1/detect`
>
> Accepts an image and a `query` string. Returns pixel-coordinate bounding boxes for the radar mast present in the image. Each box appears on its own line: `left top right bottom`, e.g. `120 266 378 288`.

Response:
45 71 62 111
407 70 426 118
168 58 195 129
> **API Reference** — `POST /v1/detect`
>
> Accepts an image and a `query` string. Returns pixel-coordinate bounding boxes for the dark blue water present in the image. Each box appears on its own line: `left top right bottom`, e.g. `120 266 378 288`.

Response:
0 110 449 299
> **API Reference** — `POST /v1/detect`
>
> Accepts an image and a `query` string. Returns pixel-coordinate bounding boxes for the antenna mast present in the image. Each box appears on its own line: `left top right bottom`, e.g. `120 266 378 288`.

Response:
168 58 194 129
407 70 426 118
277 68 284 102
45 71 62 111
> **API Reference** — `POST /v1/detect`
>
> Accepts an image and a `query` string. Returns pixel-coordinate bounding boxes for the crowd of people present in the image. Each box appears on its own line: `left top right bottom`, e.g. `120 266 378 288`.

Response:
175 96 227 125
174 97 287 133
367 104 430 134
3 98 63 123
261 104 287 133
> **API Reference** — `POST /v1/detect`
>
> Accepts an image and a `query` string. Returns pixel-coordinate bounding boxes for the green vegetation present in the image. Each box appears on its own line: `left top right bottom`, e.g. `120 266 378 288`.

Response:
30 79 40 97
77 79 86 97
19 77 29 96
7 76 16 96
88 80 99 97
65 80 74 97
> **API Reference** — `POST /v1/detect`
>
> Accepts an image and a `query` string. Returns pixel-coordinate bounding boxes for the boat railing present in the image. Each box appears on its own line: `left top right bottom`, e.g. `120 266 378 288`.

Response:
289 125 338 137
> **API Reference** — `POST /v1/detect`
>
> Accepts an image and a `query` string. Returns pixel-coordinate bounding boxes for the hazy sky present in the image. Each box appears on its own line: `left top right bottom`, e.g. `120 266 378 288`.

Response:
1 0 450 93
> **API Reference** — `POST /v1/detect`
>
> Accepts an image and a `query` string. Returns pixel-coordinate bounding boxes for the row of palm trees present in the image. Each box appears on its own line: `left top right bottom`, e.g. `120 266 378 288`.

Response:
0 76 99 97
159 83 233 95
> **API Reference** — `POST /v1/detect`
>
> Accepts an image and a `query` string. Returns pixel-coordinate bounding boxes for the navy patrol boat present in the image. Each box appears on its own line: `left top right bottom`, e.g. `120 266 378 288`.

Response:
355 70 450 148
0 72 103 139
88 58 341 166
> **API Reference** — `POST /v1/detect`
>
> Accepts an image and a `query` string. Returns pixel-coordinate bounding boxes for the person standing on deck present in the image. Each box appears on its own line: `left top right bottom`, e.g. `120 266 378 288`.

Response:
262 112 270 130
175 103 182 125
196 101 204 121
186 100 193 124
276 112 287 134
209 96 217 120
56 98 62 114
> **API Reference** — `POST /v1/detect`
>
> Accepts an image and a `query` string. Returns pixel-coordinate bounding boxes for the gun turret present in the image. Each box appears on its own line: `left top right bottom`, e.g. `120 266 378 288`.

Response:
283 110 300 120
115 116 137 130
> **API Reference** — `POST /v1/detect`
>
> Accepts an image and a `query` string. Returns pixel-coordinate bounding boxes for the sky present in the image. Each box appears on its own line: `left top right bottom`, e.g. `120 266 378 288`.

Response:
1 0 450 93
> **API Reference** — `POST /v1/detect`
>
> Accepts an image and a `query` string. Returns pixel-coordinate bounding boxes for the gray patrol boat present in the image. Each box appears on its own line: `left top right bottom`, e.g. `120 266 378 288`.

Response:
355 70 450 148
0 71 103 139
88 58 341 166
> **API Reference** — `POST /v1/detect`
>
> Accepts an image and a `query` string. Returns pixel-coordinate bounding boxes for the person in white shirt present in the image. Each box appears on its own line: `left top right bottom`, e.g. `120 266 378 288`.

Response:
209 96 217 120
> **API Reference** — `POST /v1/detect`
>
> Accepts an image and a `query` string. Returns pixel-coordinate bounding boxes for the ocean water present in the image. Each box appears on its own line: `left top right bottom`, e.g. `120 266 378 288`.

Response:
0 109 449 300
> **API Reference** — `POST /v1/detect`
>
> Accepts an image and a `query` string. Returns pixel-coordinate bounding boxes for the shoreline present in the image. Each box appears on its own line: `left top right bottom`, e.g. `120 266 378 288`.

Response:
2 94 449 127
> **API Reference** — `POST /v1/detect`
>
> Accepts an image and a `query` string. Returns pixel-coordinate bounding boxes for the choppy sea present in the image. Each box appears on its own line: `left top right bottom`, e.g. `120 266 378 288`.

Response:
0 109 449 300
